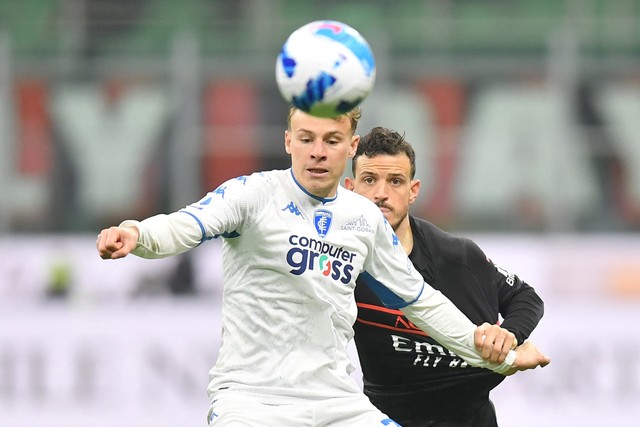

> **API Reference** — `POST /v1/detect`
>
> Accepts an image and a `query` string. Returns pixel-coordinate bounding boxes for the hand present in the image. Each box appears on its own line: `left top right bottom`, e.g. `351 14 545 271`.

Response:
504 340 551 375
96 226 139 260
474 322 517 363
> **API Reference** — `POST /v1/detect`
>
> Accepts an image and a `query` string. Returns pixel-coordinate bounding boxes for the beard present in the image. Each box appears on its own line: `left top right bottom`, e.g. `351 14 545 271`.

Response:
375 201 407 231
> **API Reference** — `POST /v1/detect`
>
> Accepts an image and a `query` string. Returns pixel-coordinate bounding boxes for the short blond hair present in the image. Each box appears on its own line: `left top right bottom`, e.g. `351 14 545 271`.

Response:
287 106 362 135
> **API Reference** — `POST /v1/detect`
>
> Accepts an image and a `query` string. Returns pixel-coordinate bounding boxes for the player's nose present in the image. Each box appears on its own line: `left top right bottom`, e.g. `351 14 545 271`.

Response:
373 182 389 200
310 139 328 159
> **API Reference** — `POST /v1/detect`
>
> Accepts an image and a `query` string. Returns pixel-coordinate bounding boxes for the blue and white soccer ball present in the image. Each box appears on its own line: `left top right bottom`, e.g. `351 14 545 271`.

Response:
276 20 376 118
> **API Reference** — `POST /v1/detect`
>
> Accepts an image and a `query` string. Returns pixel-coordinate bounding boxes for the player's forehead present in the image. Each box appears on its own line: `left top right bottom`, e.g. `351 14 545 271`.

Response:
289 109 352 136
356 153 411 178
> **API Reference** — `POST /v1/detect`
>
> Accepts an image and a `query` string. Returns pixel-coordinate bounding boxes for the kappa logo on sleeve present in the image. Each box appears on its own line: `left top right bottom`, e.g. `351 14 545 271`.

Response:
213 185 227 199
190 193 215 210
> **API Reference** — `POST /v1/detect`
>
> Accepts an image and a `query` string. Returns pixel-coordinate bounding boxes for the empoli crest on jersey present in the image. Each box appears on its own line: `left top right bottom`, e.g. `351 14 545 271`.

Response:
314 209 332 238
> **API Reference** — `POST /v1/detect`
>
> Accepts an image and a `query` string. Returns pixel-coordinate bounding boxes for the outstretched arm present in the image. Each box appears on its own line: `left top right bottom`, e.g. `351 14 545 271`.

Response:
96 212 204 260
401 284 550 375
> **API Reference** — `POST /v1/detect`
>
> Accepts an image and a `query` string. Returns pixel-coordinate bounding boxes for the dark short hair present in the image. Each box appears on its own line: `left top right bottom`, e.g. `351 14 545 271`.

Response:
352 126 416 179
287 106 362 135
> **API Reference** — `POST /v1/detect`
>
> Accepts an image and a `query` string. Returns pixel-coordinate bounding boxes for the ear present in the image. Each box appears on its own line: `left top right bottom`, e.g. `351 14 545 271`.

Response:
284 130 292 154
349 134 360 158
344 177 355 191
409 179 421 204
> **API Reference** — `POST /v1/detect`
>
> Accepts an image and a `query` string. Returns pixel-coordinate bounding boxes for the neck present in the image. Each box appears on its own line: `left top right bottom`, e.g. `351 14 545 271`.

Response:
289 169 338 202
394 215 414 255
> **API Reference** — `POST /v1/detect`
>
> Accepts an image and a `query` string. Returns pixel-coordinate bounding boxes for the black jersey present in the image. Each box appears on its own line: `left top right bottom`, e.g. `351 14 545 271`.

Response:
353 216 544 427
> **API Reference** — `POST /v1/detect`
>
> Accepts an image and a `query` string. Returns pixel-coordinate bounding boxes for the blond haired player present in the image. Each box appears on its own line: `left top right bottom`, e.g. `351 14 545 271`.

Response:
97 108 550 426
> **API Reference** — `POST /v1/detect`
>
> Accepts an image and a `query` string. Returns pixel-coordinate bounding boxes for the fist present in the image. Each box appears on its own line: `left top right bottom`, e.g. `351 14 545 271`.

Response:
474 322 517 363
96 226 139 260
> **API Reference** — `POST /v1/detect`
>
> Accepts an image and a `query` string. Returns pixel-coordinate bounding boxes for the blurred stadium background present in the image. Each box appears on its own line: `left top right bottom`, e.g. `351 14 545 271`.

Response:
1 1 639 426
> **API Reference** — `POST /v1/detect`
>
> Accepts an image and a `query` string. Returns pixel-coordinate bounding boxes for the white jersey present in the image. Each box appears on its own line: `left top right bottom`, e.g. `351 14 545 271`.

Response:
123 168 514 401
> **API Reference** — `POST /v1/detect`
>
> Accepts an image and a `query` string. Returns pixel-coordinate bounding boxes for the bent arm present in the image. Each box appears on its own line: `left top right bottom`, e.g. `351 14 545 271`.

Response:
498 275 544 344
466 239 544 344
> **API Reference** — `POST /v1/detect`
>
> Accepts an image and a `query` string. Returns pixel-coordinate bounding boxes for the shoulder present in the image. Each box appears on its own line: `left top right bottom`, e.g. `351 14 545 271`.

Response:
411 216 484 264
338 187 387 223
215 169 283 195
337 186 379 210
237 169 283 188
187 170 284 213
339 186 376 206
334 188 392 241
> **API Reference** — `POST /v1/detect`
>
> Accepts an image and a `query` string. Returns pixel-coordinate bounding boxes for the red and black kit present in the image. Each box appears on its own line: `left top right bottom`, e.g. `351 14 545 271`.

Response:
354 216 544 427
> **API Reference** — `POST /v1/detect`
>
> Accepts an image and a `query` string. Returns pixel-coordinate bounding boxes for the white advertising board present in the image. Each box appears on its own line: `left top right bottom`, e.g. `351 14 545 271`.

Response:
1 234 640 426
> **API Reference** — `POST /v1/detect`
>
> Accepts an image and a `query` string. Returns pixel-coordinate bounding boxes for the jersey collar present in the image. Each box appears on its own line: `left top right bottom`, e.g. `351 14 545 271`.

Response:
289 168 338 204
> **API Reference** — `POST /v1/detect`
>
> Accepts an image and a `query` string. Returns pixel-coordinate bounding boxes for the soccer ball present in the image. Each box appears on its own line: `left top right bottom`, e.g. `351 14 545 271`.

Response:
276 20 376 118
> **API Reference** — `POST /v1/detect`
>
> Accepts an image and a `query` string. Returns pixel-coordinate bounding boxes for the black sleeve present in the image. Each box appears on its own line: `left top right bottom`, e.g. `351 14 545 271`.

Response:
496 269 544 345
466 239 545 345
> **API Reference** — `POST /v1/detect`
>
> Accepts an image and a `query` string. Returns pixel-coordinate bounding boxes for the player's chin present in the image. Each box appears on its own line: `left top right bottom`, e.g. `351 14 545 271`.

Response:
306 171 336 189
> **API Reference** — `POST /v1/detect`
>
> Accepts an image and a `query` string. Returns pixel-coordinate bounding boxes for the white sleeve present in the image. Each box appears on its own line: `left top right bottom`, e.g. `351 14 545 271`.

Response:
120 211 203 259
361 204 515 374
400 286 516 375
120 173 269 259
